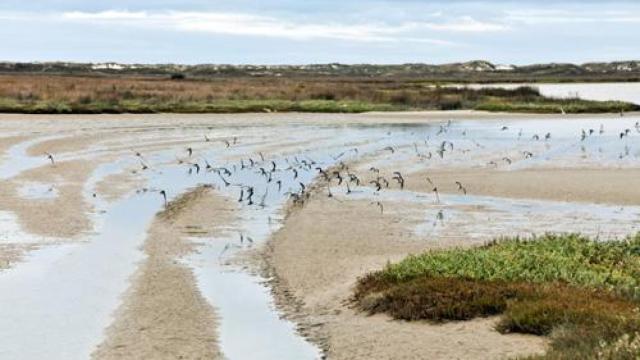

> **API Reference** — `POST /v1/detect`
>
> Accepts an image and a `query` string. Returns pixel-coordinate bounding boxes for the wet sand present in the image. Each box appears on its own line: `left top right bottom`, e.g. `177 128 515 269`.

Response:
410 168 640 205
93 187 236 360
0 159 96 238
0 111 639 359
266 194 547 360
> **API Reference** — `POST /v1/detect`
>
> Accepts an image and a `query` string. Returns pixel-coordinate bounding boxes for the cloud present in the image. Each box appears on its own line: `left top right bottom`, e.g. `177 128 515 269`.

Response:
423 16 507 32
50 10 502 44
504 9 640 25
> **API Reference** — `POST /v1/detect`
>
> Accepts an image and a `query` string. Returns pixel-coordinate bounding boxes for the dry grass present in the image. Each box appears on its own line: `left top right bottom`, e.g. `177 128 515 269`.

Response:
0 74 635 114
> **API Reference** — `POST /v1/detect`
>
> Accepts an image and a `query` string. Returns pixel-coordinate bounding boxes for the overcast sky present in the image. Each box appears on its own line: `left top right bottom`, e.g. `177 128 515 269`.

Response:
0 1 638 65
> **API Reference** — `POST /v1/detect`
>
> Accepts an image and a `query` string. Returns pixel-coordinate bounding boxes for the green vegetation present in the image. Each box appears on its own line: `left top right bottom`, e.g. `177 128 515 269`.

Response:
0 98 403 114
1 74 637 114
354 234 640 359
475 100 638 114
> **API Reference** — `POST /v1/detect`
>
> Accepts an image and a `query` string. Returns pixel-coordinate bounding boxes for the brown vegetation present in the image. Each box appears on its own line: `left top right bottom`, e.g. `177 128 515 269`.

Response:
0 74 635 114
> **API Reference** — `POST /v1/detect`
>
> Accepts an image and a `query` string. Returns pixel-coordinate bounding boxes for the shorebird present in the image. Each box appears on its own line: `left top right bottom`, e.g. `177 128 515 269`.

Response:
259 188 269 208
434 210 444 226
333 171 343 185
186 147 193 157
432 187 440 203
246 187 254 205
455 181 467 195
371 201 384 214
370 180 382 192
392 172 404 190
159 190 167 206
45 152 55 165
426 177 434 186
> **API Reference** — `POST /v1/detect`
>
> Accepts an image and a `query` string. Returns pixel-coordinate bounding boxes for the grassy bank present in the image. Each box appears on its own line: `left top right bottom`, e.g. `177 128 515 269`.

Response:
0 98 402 114
0 74 637 114
354 234 640 359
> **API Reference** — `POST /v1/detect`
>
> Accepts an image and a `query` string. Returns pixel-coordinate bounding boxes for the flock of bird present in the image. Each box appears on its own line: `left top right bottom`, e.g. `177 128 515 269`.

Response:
41 119 638 235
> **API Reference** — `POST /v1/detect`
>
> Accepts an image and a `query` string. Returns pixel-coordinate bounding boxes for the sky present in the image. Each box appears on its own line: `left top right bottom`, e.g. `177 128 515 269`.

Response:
0 1 638 65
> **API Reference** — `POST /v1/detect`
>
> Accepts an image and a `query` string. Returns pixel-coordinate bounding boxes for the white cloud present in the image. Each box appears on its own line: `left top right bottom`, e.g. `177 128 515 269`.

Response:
423 16 508 32
504 9 640 25
55 10 433 43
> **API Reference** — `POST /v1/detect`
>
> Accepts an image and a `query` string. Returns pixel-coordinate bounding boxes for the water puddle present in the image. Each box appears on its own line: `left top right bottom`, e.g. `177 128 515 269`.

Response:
342 188 640 243
17 182 58 200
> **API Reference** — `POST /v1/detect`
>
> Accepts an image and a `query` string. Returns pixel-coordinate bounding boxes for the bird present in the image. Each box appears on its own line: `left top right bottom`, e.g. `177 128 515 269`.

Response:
426 177 434 186
333 171 343 185
392 172 405 190
455 181 467 195
434 210 444 226
45 152 55 165
159 190 167 206
370 180 382 192
259 188 269 208
187 147 193 157
432 187 440 203
371 201 384 214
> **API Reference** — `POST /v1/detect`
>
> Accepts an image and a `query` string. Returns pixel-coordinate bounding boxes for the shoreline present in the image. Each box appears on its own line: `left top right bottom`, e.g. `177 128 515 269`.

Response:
0 109 638 123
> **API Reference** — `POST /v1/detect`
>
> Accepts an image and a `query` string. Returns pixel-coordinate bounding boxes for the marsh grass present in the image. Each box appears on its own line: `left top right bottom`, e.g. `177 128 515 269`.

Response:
0 74 636 114
354 234 640 359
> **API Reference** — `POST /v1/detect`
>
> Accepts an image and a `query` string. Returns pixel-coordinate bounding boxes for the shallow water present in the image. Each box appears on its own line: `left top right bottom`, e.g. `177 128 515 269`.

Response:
343 188 640 243
0 115 639 359
0 194 156 359
452 82 640 105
